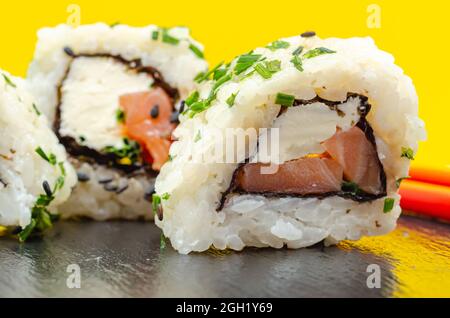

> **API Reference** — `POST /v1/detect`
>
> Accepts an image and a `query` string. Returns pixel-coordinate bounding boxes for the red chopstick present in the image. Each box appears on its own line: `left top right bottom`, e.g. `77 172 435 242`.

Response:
399 165 450 222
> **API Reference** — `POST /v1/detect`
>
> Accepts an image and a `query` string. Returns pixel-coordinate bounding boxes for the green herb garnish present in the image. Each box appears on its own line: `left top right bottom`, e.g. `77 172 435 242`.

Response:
292 46 304 55
383 198 395 213
226 92 238 107
19 176 66 242
161 28 180 45
213 67 228 81
291 55 304 71
266 40 290 51
185 91 200 106
32 104 41 116
254 60 281 79
303 47 336 59
152 194 161 217
341 181 361 195
189 43 204 59
116 109 125 124
35 147 57 165
401 147 415 160
234 54 262 75
275 93 295 107
160 233 167 250
2 74 16 88
151 30 159 41
110 22 120 27
194 130 202 142
211 73 232 93
58 162 66 176
161 193 171 200
194 62 224 83
104 138 141 165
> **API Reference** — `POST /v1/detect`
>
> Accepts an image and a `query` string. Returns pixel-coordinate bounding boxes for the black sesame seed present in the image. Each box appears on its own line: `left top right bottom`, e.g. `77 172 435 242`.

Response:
11 226 22 235
77 172 90 182
116 184 129 194
157 205 163 221
179 100 186 114
150 105 160 119
42 181 52 197
63 46 76 57
104 183 118 192
98 177 114 184
170 111 180 124
301 31 316 38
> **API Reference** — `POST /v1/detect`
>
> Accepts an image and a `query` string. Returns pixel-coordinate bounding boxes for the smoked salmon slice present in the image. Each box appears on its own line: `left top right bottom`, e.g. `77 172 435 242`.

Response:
119 87 176 171
235 157 344 195
322 126 382 195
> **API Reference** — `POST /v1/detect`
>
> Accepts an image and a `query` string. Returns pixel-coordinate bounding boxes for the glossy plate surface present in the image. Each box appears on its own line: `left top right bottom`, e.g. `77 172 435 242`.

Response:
0 215 449 297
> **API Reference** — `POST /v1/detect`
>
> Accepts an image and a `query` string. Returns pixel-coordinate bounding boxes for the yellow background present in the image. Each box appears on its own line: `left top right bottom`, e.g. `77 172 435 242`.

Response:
0 0 447 166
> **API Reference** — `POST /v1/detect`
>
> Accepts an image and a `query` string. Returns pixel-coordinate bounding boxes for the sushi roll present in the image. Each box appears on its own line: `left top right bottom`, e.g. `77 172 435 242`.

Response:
0 70 76 241
155 35 426 254
27 23 208 220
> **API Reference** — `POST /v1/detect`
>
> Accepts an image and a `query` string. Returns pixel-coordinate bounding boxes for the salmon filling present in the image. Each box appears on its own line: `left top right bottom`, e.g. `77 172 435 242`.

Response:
120 87 176 171
234 125 383 197
220 94 387 209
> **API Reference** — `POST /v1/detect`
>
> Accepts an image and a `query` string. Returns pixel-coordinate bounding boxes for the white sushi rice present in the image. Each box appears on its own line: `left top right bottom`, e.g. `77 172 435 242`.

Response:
155 36 426 254
26 23 208 221
0 71 76 228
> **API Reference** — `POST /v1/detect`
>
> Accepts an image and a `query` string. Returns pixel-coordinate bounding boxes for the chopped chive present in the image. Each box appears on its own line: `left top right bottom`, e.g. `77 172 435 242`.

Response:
152 194 161 216
266 40 290 51
194 130 202 142
254 63 272 79
151 30 159 41
275 93 295 107
2 74 16 88
226 92 238 107
292 46 304 56
195 62 224 83
401 147 415 160
239 69 256 82
213 68 228 81
161 193 171 200
185 91 200 106
161 29 180 45
189 43 204 59
58 162 66 176
116 109 125 123
35 147 57 165
79 136 86 143
211 73 232 92
303 47 336 59
254 60 281 79
383 198 395 213
32 103 41 116
160 233 167 250
265 60 281 73
291 55 304 72
18 219 36 243
234 54 262 75
53 176 65 193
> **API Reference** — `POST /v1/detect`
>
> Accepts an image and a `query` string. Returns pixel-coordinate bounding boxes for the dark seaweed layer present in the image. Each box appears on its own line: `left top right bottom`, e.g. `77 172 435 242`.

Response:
217 93 387 211
54 49 180 174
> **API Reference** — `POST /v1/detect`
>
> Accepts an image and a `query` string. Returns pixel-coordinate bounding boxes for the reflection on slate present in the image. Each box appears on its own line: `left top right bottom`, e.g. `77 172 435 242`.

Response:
0 215 449 297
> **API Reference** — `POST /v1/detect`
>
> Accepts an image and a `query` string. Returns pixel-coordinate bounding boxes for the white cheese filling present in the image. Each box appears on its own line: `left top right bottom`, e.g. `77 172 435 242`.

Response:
59 56 154 150
258 97 362 164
